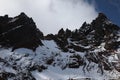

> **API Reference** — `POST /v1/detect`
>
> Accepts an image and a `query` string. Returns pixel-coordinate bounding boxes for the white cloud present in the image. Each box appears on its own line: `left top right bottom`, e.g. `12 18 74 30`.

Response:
0 0 98 35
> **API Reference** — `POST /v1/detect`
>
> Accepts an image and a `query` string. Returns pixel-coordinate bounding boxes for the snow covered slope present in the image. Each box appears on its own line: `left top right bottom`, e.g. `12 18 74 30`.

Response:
0 40 120 80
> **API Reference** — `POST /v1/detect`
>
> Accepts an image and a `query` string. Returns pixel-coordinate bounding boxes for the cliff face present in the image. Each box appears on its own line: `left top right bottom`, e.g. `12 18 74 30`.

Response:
0 12 43 51
0 13 120 80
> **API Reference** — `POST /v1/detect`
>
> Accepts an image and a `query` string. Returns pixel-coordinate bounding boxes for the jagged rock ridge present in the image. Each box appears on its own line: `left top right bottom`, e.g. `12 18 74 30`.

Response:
46 13 120 52
0 13 120 80
0 12 43 51
45 13 120 72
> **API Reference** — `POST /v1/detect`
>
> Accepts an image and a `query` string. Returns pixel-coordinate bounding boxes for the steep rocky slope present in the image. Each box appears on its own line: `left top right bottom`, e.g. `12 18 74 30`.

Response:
0 13 120 80
0 13 43 51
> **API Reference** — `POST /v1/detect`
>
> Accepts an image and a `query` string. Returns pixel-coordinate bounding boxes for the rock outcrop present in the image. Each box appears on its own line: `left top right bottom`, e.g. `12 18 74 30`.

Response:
45 13 120 72
0 13 120 80
0 12 43 51
46 13 120 52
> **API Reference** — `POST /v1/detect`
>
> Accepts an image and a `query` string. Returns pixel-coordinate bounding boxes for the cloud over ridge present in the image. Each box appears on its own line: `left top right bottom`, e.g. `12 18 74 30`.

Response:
0 0 98 35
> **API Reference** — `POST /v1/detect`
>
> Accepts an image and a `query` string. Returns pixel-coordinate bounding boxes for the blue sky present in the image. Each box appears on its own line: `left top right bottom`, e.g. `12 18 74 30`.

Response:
89 0 120 26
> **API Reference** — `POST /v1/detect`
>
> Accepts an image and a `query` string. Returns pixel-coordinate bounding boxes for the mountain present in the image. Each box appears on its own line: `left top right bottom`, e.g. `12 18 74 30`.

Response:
0 13 120 80
0 12 43 51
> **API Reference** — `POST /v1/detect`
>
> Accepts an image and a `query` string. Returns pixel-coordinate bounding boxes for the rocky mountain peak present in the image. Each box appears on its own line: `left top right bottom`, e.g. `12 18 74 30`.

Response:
0 13 43 51
97 13 107 20
19 12 27 17
47 13 120 52
92 13 108 24
0 13 120 80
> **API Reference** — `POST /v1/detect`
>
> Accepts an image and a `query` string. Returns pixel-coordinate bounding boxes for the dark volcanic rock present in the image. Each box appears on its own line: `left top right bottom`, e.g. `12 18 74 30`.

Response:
0 12 43 51
68 54 84 68
49 13 120 52
0 12 120 80
44 13 120 73
0 72 15 80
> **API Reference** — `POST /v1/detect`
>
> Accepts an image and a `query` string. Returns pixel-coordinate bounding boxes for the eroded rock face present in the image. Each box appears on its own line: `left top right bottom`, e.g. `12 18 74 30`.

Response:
0 13 120 80
48 13 120 52
45 13 120 72
0 12 43 51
